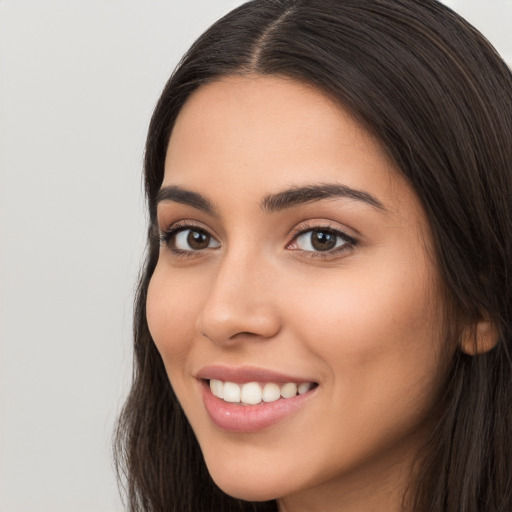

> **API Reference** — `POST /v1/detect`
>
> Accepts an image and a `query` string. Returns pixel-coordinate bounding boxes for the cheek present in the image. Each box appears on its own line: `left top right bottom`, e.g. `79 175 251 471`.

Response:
323 281 434 357
279 263 448 470
146 264 201 365
285 255 444 399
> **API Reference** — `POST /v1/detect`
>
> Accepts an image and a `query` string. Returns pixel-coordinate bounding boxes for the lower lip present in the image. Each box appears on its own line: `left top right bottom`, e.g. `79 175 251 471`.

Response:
201 381 317 433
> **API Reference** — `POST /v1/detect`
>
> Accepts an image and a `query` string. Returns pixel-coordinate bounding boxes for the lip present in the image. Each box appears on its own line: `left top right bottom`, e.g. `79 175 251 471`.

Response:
196 365 318 433
196 364 315 384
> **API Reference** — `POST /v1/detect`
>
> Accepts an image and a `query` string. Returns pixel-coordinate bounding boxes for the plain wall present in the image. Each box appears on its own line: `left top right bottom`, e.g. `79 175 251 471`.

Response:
0 1 510 511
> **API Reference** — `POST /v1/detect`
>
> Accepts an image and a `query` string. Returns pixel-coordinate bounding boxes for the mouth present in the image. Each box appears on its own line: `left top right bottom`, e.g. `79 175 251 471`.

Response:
196 367 319 433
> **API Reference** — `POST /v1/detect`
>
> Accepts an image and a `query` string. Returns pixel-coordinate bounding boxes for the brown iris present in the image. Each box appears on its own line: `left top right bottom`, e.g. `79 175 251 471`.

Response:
186 229 211 250
310 230 337 251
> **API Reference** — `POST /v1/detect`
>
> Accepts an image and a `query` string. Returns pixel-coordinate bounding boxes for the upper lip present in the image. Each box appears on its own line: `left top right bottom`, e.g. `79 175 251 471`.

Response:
196 365 316 384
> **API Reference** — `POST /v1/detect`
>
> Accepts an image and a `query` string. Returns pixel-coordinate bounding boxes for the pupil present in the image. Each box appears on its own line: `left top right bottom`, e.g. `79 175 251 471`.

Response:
187 230 209 249
312 230 336 251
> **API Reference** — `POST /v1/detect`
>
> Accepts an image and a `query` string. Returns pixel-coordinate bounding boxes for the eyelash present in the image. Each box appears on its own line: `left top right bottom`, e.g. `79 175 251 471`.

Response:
288 221 357 259
159 221 216 258
158 220 358 259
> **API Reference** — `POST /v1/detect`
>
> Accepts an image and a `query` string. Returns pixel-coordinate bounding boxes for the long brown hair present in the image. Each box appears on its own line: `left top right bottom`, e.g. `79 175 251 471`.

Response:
114 1 512 510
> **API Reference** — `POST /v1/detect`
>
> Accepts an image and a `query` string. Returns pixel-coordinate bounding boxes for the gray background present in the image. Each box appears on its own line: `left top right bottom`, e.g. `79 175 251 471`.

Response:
0 1 510 511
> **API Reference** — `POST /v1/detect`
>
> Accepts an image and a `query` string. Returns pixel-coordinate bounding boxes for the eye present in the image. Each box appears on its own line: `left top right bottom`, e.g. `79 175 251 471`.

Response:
160 225 221 253
289 227 356 254
174 228 219 251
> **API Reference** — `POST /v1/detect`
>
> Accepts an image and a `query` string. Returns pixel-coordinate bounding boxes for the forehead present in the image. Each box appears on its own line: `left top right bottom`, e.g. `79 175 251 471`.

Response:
167 75 385 167
163 75 419 219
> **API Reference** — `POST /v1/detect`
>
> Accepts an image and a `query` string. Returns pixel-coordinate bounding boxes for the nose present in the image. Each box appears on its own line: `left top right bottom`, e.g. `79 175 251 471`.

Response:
196 251 281 346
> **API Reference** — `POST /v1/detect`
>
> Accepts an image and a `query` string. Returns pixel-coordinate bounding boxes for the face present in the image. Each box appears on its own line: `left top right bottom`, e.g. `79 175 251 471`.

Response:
147 76 452 511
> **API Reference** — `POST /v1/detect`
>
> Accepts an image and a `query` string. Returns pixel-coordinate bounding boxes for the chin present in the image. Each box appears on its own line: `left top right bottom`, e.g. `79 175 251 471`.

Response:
204 458 289 502
217 482 279 503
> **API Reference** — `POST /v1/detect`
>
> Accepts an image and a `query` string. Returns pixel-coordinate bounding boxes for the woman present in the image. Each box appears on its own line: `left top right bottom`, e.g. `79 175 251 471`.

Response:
115 1 512 511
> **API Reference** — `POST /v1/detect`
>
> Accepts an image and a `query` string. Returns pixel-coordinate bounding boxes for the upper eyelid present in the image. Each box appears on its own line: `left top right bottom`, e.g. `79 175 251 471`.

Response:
160 220 353 236
289 220 357 241
159 223 219 242
159 219 214 235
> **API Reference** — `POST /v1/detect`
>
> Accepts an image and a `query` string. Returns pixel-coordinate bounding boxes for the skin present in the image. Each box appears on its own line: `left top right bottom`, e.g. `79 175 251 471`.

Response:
146 75 454 512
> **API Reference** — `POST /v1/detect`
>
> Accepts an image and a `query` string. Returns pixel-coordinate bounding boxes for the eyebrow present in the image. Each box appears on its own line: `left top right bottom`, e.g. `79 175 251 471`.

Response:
156 185 218 216
261 183 386 212
156 183 386 215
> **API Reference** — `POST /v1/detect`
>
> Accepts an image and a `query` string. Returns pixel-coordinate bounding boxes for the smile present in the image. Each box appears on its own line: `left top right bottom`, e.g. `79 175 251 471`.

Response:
197 367 319 433
209 379 316 405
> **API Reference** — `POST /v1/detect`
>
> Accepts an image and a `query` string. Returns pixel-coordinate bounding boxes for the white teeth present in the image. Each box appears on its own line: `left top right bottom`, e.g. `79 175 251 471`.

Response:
209 380 315 405
223 381 241 403
262 383 281 402
280 382 298 399
241 382 262 405
209 379 224 399
298 382 313 395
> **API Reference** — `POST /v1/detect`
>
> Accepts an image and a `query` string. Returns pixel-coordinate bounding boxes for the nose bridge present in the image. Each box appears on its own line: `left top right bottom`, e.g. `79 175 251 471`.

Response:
196 244 280 344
